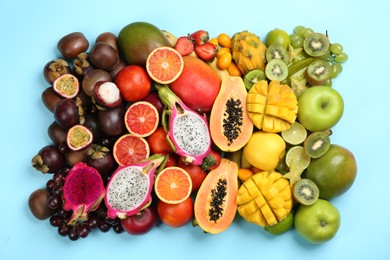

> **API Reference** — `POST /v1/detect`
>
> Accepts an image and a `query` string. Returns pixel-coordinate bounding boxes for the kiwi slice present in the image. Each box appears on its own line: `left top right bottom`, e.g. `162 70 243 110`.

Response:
265 59 288 81
305 59 331 86
303 32 330 57
292 178 319 205
303 131 331 158
243 69 266 90
266 44 290 64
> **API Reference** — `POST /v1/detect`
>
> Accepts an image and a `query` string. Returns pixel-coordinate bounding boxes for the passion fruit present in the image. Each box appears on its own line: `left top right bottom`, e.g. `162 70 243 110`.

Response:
66 124 93 151
53 73 80 99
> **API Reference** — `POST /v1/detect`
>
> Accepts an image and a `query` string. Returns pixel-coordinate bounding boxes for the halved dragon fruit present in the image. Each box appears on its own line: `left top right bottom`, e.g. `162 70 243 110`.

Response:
157 85 211 165
62 162 105 225
104 154 165 219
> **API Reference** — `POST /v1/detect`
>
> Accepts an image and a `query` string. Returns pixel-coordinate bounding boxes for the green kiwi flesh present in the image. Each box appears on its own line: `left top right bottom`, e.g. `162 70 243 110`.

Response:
265 59 288 81
244 69 266 90
305 59 331 86
303 33 330 57
303 131 331 158
266 44 290 65
292 178 319 205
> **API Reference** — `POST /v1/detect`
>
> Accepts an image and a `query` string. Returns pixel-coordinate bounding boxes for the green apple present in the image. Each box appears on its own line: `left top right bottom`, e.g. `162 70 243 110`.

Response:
294 199 340 244
306 144 357 200
297 86 344 132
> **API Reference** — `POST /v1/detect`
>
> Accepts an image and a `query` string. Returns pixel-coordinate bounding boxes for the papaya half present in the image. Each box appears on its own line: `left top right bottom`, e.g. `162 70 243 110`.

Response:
194 158 238 234
209 76 254 152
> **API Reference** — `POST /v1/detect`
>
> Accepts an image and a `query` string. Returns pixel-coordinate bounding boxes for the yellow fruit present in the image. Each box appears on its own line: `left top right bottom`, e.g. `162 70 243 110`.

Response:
246 80 298 133
217 52 232 70
238 168 254 182
237 170 293 227
217 33 232 48
227 62 242 77
243 131 286 171
209 37 219 48
216 47 231 59
231 31 267 75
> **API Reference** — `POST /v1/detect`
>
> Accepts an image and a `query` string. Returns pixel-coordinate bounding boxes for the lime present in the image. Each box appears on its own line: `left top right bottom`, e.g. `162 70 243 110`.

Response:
264 212 294 235
285 146 311 170
281 122 307 145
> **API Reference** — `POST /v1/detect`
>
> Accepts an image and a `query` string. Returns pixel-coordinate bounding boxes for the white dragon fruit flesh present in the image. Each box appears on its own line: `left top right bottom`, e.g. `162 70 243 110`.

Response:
157 85 211 165
104 155 165 219
62 162 105 225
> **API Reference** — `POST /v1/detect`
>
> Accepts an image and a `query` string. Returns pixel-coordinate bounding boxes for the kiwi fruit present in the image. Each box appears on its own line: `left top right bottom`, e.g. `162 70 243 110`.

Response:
265 59 288 81
292 178 319 205
266 44 290 65
303 32 330 57
243 69 266 90
305 59 331 86
303 131 331 158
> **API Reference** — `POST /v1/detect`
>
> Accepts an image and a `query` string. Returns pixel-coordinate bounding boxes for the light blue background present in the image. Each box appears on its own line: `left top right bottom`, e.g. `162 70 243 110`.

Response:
0 0 387 259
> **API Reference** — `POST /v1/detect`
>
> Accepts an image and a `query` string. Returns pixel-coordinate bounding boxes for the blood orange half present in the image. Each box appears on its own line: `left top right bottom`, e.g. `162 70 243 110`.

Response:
154 166 192 204
124 101 159 137
146 46 184 84
113 134 150 166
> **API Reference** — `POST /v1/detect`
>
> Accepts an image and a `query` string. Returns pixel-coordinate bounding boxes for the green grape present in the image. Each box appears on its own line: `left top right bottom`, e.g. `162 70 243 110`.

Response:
329 63 343 79
294 25 306 37
334 52 348 63
330 43 343 54
289 33 304 48
322 79 332 87
302 28 314 38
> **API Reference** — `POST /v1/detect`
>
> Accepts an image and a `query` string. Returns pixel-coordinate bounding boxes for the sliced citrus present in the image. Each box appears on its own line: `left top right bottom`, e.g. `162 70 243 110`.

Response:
146 46 184 84
285 145 311 170
124 101 159 137
155 166 192 204
281 122 307 145
113 134 150 166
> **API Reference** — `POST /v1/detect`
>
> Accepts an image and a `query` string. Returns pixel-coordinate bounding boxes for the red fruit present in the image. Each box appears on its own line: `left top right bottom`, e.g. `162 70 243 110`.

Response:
164 153 178 167
157 197 193 228
190 30 209 46
194 42 217 61
114 65 152 102
201 150 222 171
169 56 221 113
174 36 195 56
143 91 164 119
120 206 157 235
147 126 174 154
177 160 207 192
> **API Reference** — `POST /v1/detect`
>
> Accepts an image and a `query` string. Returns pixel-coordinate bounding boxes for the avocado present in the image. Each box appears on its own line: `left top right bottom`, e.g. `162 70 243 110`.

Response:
118 21 172 66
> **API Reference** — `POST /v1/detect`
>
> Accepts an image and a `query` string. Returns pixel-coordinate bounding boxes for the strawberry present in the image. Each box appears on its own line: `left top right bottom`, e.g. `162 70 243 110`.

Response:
201 150 222 171
194 42 217 61
190 30 209 45
174 36 195 56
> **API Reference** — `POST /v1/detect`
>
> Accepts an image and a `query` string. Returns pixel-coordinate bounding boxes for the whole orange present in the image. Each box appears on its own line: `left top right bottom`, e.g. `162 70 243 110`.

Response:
147 126 173 154
114 65 151 102
157 197 193 228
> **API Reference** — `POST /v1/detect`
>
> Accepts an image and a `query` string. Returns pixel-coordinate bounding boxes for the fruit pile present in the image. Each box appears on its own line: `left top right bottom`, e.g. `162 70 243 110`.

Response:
28 21 357 244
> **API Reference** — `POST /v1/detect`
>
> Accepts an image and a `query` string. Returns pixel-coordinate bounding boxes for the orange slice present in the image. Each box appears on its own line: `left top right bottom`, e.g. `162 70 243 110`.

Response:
155 166 192 204
113 134 150 166
124 101 159 137
146 46 184 84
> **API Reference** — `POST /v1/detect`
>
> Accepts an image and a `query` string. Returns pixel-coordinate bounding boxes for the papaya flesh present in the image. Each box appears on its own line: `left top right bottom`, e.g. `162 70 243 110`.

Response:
209 76 254 152
194 158 238 234
118 21 172 66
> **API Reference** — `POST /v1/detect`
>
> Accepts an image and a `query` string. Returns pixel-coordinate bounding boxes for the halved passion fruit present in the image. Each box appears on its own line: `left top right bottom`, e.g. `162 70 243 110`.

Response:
66 124 93 151
53 73 80 98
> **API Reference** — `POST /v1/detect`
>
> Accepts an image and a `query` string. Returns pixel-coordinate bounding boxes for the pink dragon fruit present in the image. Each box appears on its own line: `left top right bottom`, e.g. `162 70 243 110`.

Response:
62 162 105 225
104 154 165 219
157 85 211 165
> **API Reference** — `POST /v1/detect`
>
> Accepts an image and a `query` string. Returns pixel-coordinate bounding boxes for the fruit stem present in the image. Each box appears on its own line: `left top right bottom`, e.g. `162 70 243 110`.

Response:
155 84 180 109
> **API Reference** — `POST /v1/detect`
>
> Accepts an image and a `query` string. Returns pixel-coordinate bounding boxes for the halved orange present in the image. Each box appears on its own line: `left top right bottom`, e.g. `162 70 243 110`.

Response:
154 166 192 204
113 134 150 166
146 46 184 84
124 101 159 138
